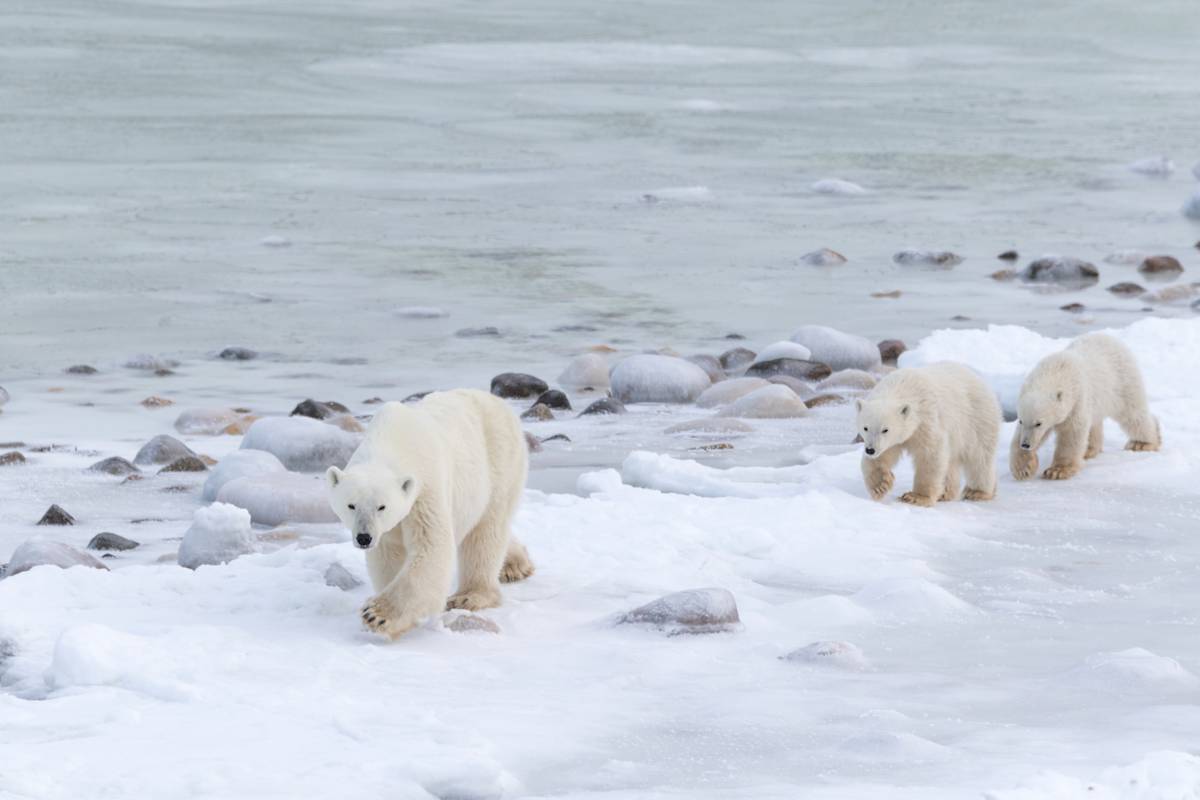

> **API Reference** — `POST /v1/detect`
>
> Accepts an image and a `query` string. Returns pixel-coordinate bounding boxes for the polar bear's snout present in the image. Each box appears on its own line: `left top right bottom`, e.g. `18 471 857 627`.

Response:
864 446 877 456
354 531 373 549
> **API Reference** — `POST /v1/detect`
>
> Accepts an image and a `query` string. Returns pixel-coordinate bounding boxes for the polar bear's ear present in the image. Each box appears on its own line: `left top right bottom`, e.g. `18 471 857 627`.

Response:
326 466 342 488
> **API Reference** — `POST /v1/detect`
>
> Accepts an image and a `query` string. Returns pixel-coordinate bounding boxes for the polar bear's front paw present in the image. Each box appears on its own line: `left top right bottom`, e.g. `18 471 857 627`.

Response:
866 471 894 501
500 553 535 584
446 587 502 612
1125 440 1159 452
1042 463 1079 480
1010 451 1038 480
361 594 417 640
899 492 935 508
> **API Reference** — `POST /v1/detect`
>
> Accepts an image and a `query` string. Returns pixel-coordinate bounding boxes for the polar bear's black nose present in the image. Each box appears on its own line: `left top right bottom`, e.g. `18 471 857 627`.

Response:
1020 442 1031 450
354 533 372 548
864 447 876 456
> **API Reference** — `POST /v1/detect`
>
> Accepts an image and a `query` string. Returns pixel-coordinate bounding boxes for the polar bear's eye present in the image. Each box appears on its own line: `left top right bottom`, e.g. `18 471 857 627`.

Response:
1035 422 1042 427
862 427 867 432
881 428 889 434
347 504 356 510
377 505 386 511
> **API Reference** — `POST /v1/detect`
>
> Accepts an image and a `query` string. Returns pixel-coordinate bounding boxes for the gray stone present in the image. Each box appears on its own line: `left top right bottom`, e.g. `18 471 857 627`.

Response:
579 397 626 416
89 456 141 476
533 389 571 410
745 358 832 382
521 403 555 422
65 364 98 375
618 588 740 635
37 505 75 526
490 373 548 399
718 347 756 372
87 532 140 552
219 347 258 361
133 435 197 466
1019 256 1099 286
159 456 208 473
1107 282 1146 297
6 540 108 577
324 563 363 591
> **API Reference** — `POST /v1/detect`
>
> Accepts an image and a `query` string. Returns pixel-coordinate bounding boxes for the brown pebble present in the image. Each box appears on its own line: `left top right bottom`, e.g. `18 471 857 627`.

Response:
521 403 555 422
159 455 208 473
46 387 64 393
154 368 175 377
806 394 847 408
877 339 906 363
990 269 1017 281
1107 282 1146 297
1139 255 1183 275
199 454 218 466
1060 302 1086 313
871 290 901 299
363 397 384 405
692 442 734 451
141 396 173 408
0 451 26 466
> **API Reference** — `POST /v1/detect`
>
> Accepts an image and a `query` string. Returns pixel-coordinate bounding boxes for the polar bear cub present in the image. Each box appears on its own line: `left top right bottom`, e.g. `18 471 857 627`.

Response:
326 389 533 639
856 363 1001 506
1010 333 1160 481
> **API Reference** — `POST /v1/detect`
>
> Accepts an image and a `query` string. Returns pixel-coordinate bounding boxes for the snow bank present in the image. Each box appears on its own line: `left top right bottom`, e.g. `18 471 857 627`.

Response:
177 503 256 569
48 624 193 701
239 415 359 472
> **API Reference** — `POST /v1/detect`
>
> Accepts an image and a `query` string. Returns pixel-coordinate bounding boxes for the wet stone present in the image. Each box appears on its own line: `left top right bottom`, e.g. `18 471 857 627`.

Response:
997 250 1019 261
1139 255 1183 277
133 435 197 466
534 389 571 410
877 339 907 363
490 373 549 399
1108 282 1146 297
1060 302 1086 313
219 347 258 361
87 532 140 552
524 432 543 453
541 433 571 443
0 451 25 466
579 397 626 416
521 403 555 422
65 364 98 375
456 326 501 338
718 347 756 372
37 505 75 526
745 358 832 382
159 456 208 473
444 613 500 634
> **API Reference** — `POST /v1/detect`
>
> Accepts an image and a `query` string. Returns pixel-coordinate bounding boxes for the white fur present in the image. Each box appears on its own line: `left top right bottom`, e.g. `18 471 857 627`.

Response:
326 389 533 639
855 363 1001 506
1010 333 1161 481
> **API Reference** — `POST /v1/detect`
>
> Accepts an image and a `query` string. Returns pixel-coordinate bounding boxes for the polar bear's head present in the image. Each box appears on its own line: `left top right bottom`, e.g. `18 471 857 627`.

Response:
855 396 918 459
1015 390 1067 451
326 466 420 550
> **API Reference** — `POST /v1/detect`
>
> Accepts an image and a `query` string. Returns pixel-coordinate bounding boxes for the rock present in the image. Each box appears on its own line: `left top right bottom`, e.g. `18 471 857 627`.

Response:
618 588 740 635
154 368 175 377
0 387 7 408
533 390 571 410
444 613 500 634
1180 190 1200 220
455 326 501 338
65 364 98 375
521 403 554 422
178 503 257 569
718 384 809 419
324 563 363 591
87 532 140 552
744 358 832 382
610 354 711 404
1142 282 1200 304
5 540 108 577
990 269 1017 281
37 505 75 526
217 472 337 526
88 456 140 476
877 339 906 363
396 306 449 319
783 641 868 671
133 435 197 467
664 418 755 434
490 373 549 399
1060 302 1086 313
327 415 364 433
290 399 349 420
950 315 970 322
696 377 770 408
362 397 383 405
141 395 173 408
1139 255 1183 277
686 355 725 383
818 369 877 392
403 391 432 403
752 341 813 364
1019 256 1100 286
766 375 817 400
790 325 882 371
806 393 847 408
871 290 901 299
124 354 178 371
524 432 543 453
812 178 867 196
799 248 847 266
997 250 1019 261
202 449 287 501
1107 282 1146 297
175 407 254 436
718 347 757 372
724 333 746 340
159 455 208 473
218 347 257 361
893 249 963 268
1128 155 1173 176
579 397 626 416
240 415 359 472
1104 249 1147 265
540 433 571 443
0 451 25 466
557 353 611 391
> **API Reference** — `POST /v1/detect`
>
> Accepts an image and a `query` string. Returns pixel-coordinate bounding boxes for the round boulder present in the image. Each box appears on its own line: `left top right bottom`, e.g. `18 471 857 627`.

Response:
1139 255 1183 278
745 358 831 382
1019 256 1099 286
817 369 878 392
695 377 769 409
6 540 108 577
216 472 337 526
789 325 882 371
490 373 549 399
618 588 740 635
718 347 756 372
718 384 809 419
610 355 711 404
533 390 570 410
239 416 359 472
557 353 610 391
877 339 906 363
202 449 288 501
752 341 813 364
1107 282 1146 297
686 355 725 384
133 434 197 467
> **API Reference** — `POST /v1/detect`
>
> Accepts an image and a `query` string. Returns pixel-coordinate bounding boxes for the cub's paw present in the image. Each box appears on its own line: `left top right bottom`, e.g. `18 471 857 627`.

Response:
962 488 994 501
1041 463 1079 480
1125 440 1159 452
361 595 417 640
446 588 502 612
500 555 535 584
899 492 935 508
1010 453 1038 481
866 471 895 501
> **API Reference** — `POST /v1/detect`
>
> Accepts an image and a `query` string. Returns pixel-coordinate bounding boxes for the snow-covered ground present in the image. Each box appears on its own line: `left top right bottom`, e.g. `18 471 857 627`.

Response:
3 318 1200 798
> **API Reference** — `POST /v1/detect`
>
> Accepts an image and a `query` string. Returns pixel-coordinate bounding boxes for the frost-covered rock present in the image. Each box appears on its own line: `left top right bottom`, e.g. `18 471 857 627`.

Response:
133 435 197 466
490 372 548 399
610 354 711 404
783 641 869 671
789 325 882 371
124 354 178 371
396 306 449 319
817 369 878 392
1103 249 1147 265
216 472 337 526
752 341 812 364
696 377 770 408
443 613 500 634
5 540 108 577
1139 255 1183 276
877 339 906 363
88 456 140 476
159 456 207 473
557 353 610 390
1141 282 1200 304
218 347 257 361
719 384 809 419
324 562 363 591
799 248 847 266
893 249 963 268
718 347 756 372
618 588 740 635
202 449 288 501
521 403 554 422
1107 281 1146 297
1063 648 1199 694
745 358 830 382
239 415 358 472
178 503 256 569
664 418 755 434
812 178 867 196
1019 256 1101 286
1128 155 1173 177
175 408 253 436
686 354 724 383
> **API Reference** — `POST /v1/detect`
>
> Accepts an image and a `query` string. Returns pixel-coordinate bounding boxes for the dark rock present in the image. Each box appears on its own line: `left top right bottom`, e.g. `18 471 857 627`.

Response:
404 391 432 403
1138 255 1183 278
65 364 98 375
877 339 906 363
579 397 626 416
141 395 173 408
744 358 832 382
524 432 543 453
0 451 25 466
521 403 555 422
490 373 549 399
291 399 336 419
37 505 75 526
997 250 1019 261
89 456 140 476
534 389 571 410
324 562 363 591
723 333 746 340
1060 302 1086 313
552 324 599 333
990 269 1017 281
541 433 571 443
88 532 140 552
456 326 501 338
323 400 350 414
133 435 196 466
893 249 963 268
951 315 971 321
362 397 384 405
1107 282 1146 297
219 347 258 361
718 347 756 372
805 394 847 408
159 456 208 473
1019 256 1099 286
618 588 740 635
0 441 24 448
686 355 725 383
154 368 175 377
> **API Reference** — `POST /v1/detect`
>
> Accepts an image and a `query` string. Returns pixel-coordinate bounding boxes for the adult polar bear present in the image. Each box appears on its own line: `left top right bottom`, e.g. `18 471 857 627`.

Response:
1011 333 1160 481
327 390 534 639
856 363 1001 506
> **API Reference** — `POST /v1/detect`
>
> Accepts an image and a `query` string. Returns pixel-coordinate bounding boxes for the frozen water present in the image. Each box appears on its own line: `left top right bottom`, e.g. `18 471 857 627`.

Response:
609 354 712 403
177 503 256 569
790 325 883 371
201 449 288 501
239 416 359 472
216 472 338 526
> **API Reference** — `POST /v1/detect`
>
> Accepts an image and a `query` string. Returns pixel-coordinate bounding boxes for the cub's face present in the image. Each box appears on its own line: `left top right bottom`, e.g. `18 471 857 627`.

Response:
326 466 419 550
855 398 916 459
1015 390 1065 451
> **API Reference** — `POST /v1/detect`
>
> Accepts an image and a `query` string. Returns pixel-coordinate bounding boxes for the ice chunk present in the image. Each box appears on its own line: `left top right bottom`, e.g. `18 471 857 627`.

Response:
790 325 882 371
695 377 769 408
783 641 869 671
178 503 256 569
812 178 867 195
239 415 359 472
752 341 812 364
610 354 711 403
718 384 809 418
5 540 109 577
557 353 610 390
617 588 740 635
324 562 363 591
133 434 197 466
202 448 288 501
217 472 337 526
